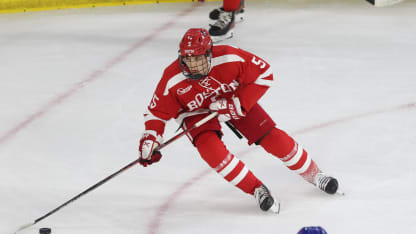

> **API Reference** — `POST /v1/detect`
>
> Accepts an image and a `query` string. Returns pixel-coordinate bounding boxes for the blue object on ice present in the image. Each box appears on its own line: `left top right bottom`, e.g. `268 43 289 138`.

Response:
297 226 327 234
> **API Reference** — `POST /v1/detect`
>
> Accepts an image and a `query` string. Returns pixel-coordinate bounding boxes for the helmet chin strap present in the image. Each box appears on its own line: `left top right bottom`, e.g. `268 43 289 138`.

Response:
188 73 206 80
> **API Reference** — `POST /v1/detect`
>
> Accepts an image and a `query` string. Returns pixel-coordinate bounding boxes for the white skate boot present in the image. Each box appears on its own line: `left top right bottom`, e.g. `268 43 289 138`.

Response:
209 6 244 23
208 10 235 43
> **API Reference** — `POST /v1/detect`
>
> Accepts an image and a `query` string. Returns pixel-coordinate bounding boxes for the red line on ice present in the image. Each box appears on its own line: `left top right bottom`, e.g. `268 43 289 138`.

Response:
147 169 212 234
0 3 201 146
292 102 416 135
147 102 416 234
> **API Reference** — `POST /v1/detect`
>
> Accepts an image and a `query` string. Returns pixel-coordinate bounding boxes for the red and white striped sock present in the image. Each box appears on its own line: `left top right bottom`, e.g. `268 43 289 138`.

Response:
195 131 262 194
260 128 320 183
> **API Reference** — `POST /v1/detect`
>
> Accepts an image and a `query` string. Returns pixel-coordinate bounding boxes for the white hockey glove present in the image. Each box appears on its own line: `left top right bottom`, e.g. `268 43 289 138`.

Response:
138 130 163 167
209 95 246 122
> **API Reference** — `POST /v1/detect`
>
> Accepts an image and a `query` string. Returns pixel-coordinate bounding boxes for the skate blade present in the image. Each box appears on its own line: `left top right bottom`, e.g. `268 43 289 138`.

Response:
336 189 346 196
269 201 280 214
235 12 244 23
211 31 234 44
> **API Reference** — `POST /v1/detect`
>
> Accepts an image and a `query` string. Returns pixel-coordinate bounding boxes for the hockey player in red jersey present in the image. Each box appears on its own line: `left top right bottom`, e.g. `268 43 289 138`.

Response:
208 0 245 41
138 28 339 213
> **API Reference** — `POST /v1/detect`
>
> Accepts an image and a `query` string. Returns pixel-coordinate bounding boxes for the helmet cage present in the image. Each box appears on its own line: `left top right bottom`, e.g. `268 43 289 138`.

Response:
178 50 212 80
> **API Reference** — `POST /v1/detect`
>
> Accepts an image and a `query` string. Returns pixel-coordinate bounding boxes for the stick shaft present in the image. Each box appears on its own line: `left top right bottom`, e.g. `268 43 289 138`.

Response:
14 111 218 233
225 121 243 139
13 159 139 234
155 112 218 151
34 159 140 224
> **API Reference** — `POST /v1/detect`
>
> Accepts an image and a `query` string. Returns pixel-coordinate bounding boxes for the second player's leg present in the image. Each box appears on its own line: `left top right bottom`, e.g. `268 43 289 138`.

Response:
208 0 245 41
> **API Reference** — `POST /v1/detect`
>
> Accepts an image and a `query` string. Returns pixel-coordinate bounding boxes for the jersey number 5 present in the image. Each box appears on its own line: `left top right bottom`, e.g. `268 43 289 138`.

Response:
150 94 159 109
251 56 266 69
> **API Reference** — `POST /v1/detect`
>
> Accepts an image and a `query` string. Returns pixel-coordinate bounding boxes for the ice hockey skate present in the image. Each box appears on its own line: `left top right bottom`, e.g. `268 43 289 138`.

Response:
209 6 245 23
208 10 235 43
254 184 280 214
313 172 339 195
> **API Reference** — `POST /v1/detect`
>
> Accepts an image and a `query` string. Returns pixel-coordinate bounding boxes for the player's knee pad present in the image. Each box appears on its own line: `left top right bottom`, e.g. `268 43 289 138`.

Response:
195 131 229 169
259 128 295 158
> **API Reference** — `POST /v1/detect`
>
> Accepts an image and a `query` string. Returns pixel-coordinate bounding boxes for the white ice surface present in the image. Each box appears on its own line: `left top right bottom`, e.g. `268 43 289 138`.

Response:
1 0 415 234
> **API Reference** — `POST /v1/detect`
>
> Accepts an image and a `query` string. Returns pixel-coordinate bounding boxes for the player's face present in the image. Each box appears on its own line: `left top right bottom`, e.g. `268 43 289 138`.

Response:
182 54 210 76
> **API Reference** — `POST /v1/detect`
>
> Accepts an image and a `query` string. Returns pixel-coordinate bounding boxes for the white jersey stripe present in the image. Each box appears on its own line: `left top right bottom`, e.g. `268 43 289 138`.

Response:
212 54 245 68
283 144 304 167
254 67 274 87
230 166 249 186
163 72 187 96
219 156 239 177
254 78 274 87
144 110 167 123
258 67 273 80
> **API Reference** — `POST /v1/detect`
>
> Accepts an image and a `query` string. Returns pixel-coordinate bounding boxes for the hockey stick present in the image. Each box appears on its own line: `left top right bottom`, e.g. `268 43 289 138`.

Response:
13 111 218 234
225 121 243 139
156 112 218 151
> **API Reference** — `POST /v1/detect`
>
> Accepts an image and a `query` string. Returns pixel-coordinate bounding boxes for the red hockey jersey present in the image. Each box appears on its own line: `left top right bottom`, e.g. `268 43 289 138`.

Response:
144 45 274 137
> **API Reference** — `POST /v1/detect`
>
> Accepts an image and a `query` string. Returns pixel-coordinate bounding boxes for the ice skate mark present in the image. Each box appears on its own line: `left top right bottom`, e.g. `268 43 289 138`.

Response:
147 101 415 234
0 3 201 146
292 102 416 135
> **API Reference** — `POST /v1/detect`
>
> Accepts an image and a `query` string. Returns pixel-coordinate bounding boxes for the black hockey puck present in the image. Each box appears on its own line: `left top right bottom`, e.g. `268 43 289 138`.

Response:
39 227 51 234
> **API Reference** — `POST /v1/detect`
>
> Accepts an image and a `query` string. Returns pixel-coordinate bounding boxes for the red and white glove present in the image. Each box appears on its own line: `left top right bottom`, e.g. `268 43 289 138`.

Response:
209 96 246 122
138 130 163 167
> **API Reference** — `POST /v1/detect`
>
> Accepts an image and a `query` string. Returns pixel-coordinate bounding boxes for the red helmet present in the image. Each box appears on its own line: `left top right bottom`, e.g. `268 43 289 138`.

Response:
179 28 213 57
178 28 213 80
